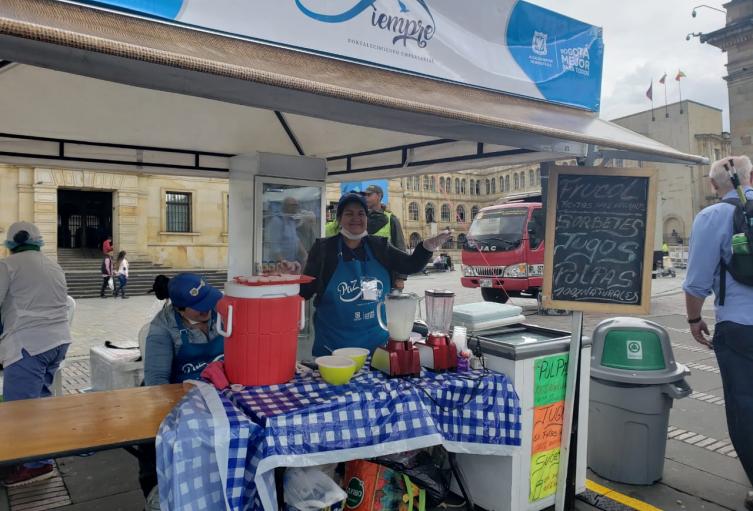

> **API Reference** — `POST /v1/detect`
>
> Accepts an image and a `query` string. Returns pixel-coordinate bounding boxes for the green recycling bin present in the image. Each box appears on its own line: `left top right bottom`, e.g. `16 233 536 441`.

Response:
588 317 691 485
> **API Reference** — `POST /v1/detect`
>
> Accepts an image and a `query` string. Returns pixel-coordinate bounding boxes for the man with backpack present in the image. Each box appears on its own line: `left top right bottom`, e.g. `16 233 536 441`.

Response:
684 155 753 511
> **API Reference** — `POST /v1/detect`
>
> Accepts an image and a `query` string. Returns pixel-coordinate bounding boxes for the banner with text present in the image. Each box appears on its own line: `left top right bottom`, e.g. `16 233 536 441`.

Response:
67 0 603 111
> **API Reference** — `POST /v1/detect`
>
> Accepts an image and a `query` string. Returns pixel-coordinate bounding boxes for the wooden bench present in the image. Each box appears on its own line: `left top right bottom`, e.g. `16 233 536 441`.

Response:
0 384 187 465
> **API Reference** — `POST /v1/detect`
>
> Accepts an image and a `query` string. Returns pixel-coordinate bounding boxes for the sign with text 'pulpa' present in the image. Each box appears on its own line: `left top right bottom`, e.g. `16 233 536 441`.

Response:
542 167 657 315
66 0 603 111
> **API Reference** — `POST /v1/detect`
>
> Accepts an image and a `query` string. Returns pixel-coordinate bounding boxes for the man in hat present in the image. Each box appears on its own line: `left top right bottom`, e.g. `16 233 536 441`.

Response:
363 184 408 288
0 221 71 486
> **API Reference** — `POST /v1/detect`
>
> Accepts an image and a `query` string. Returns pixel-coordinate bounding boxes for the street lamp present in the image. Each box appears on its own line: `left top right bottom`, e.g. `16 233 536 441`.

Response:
686 32 704 41
691 4 726 17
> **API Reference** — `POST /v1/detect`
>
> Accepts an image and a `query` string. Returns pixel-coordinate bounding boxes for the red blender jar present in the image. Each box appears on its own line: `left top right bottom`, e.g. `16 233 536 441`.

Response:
216 275 313 386
417 289 457 371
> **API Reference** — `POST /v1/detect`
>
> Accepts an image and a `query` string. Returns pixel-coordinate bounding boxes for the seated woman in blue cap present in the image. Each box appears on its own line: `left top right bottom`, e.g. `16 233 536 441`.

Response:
138 273 224 502
300 193 451 356
143 272 224 385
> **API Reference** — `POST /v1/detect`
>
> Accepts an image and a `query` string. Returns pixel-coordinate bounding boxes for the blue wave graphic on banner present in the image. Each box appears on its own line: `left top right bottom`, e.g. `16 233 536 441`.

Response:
295 0 377 23
506 1 603 111
76 0 184 20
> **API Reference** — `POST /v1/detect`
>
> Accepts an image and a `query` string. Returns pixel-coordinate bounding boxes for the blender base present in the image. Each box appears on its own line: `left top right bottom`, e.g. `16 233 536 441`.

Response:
371 340 421 377
417 334 458 371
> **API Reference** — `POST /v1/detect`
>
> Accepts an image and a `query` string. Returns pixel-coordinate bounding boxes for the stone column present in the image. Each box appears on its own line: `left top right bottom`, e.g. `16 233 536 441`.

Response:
113 190 144 261
32 169 59 259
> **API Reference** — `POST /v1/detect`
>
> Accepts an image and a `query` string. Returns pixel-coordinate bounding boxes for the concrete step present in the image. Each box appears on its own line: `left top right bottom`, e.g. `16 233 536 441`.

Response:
68 271 228 298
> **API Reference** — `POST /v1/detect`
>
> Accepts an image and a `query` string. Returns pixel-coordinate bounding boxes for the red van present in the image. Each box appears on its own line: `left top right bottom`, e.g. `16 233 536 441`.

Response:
461 199 545 303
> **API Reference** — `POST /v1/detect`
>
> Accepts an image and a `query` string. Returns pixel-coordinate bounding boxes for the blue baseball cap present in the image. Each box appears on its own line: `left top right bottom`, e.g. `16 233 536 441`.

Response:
168 273 222 312
336 192 368 219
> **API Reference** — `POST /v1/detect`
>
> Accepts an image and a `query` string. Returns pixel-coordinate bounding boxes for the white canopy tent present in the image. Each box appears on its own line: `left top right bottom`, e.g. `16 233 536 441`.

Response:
0 0 706 182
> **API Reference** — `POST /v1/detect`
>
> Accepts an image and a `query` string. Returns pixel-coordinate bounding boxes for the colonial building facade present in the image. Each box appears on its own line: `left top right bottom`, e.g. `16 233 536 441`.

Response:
704 0 753 156
0 165 229 267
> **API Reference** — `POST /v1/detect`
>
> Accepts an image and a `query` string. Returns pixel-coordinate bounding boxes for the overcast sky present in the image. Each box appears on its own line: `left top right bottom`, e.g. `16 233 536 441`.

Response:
530 0 730 130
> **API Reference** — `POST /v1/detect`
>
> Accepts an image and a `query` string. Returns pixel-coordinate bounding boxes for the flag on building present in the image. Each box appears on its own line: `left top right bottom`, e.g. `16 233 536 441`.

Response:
675 70 687 81
646 82 653 100
659 73 667 84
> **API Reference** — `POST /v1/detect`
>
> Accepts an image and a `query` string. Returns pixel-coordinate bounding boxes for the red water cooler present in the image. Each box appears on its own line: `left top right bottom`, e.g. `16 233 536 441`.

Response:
216 275 313 386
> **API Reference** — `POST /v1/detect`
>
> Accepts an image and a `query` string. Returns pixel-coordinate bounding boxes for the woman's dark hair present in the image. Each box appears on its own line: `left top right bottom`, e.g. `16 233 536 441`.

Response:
151 274 170 300
12 230 30 244
116 250 127 264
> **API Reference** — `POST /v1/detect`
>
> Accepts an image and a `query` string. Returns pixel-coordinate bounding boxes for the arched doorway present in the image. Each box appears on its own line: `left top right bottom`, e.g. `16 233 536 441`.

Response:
663 216 685 242
57 189 113 250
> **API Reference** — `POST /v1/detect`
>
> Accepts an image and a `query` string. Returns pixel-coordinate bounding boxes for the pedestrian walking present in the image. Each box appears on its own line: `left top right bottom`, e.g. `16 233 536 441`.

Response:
100 251 113 298
683 155 753 510
114 250 129 299
0 221 71 486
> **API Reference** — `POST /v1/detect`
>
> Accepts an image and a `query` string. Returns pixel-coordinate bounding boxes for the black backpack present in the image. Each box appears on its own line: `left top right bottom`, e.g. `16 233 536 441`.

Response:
100 257 109 274
719 197 753 304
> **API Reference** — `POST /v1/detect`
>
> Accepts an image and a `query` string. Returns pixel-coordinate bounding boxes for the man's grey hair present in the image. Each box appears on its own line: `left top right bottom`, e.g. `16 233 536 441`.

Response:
709 155 753 189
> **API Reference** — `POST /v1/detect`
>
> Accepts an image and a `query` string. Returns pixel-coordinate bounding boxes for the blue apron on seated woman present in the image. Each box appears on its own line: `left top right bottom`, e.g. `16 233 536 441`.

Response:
143 273 225 385
299 193 444 357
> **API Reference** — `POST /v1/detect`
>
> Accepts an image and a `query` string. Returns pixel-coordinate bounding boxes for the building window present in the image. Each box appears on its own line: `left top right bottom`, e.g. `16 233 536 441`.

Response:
491 178 496 194
475 181 481 195
505 175 510 191
471 206 479 220
485 179 491 195
425 202 435 223
529 169 535 186
431 176 436 192
423 176 431 191
520 172 525 189
714 148 721 161
441 203 451 222
470 179 475 196
456 205 466 223
439 177 445 193
409 202 419 221
461 179 466 194
165 191 192 232
455 178 460 194
409 232 422 249
536 168 541 184
513 174 519 190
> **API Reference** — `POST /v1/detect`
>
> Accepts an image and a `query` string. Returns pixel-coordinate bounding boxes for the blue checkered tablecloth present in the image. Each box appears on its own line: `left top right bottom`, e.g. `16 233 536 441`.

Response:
157 368 521 511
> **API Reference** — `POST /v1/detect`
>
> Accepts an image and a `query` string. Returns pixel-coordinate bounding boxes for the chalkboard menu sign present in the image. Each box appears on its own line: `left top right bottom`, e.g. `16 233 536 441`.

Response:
542 167 657 314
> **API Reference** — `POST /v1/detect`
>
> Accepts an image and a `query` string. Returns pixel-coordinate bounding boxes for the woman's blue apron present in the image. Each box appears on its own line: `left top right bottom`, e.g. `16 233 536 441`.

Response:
313 239 391 356
171 310 225 383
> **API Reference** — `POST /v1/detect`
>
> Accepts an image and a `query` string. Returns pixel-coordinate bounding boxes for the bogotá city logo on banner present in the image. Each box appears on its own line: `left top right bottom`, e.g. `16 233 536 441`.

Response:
532 31 548 56
296 0 436 48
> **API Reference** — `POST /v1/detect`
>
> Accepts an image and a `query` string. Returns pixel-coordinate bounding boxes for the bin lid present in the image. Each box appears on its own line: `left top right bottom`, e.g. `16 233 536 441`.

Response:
590 317 689 384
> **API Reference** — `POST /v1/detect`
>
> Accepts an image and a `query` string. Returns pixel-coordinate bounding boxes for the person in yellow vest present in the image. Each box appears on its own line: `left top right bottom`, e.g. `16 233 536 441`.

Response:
364 185 408 289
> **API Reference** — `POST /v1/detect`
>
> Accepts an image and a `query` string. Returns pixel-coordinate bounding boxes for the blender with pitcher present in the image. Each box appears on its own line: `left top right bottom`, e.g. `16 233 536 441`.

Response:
416 289 457 371
371 292 421 376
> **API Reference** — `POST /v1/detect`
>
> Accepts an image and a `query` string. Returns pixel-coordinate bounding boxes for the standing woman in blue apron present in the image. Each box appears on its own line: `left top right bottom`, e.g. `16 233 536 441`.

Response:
300 193 452 356
138 272 224 502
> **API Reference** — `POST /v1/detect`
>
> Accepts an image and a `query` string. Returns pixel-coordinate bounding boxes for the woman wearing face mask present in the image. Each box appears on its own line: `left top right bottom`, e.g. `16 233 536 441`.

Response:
300 193 451 356
138 273 224 502
143 272 224 386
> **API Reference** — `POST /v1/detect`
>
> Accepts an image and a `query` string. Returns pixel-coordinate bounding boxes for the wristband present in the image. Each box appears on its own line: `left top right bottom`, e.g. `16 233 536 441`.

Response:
687 317 702 324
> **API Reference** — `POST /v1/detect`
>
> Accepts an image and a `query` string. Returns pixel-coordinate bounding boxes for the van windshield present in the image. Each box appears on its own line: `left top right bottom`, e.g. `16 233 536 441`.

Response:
466 209 528 251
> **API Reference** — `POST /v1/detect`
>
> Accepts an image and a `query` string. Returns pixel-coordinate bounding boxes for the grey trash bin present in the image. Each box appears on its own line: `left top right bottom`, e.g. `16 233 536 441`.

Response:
588 317 692 485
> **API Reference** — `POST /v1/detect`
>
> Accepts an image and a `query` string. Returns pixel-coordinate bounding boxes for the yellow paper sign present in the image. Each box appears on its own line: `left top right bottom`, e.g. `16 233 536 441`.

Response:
529 447 560 502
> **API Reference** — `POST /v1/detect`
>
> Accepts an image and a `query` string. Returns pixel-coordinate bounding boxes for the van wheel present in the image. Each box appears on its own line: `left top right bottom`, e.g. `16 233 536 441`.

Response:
481 288 509 303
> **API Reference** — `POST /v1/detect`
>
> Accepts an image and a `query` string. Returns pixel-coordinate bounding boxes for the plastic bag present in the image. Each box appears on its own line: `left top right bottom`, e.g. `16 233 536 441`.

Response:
107 277 114 290
284 466 347 511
